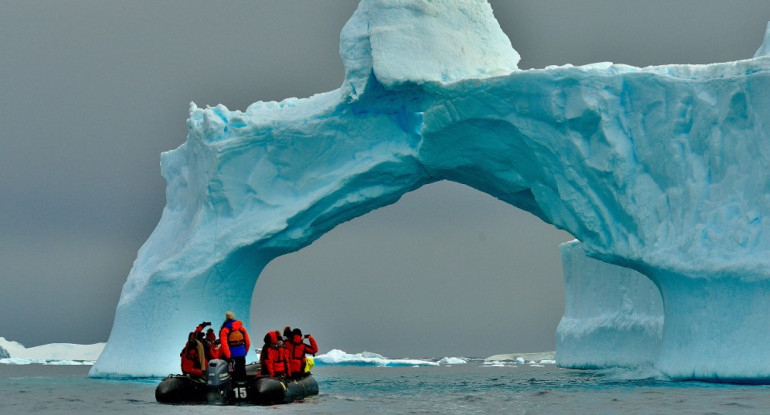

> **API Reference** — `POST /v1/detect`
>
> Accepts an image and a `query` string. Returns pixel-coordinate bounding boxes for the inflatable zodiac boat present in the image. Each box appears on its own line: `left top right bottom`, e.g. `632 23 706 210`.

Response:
155 359 319 405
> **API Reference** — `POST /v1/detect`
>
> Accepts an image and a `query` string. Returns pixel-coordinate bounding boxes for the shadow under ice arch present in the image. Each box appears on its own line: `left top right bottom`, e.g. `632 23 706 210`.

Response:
92 0 770 381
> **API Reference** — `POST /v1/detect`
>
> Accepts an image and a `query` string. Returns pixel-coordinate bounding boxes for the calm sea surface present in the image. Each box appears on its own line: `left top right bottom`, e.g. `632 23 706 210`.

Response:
2 362 769 414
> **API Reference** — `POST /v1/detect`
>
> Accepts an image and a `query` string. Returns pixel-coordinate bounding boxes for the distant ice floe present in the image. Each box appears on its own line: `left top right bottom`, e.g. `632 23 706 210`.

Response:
313 349 557 367
314 350 472 367
0 358 95 366
438 357 468 365
484 351 557 367
314 349 440 367
0 337 104 365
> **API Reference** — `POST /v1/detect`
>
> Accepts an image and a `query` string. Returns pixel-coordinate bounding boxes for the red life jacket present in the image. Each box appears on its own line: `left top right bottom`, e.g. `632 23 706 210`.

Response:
180 342 205 378
261 331 291 377
219 320 250 359
287 335 305 374
287 334 318 374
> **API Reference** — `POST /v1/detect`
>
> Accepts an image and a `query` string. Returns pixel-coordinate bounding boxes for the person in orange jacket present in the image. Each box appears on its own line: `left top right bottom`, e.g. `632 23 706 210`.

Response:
260 331 292 378
285 328 318 378
219 311 251 382
180 332 206 380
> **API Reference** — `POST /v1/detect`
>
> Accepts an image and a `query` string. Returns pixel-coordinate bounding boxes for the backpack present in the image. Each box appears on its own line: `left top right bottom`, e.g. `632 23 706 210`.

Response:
228 328 245 347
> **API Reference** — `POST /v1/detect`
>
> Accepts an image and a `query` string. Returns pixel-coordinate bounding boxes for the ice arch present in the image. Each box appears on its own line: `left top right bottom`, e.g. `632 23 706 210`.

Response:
92 0 770 381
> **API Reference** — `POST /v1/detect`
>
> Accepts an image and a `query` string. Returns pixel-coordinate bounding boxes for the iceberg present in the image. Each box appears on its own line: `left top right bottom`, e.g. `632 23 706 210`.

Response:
0 337 105 364
92 0 770 382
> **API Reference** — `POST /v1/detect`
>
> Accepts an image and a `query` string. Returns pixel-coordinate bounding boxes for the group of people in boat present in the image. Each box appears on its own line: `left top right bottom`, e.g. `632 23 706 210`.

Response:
180 311 318 383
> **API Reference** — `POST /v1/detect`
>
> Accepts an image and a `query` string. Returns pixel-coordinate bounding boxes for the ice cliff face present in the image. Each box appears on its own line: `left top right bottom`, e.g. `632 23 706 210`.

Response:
92 0 770 382
557 240 663 369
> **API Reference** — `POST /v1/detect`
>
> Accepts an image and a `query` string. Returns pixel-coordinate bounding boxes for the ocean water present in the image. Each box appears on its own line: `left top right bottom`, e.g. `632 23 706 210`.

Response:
2 362 770 414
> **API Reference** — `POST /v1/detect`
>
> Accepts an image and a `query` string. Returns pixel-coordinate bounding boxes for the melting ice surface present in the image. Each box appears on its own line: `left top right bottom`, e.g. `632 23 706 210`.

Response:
91 0 770 382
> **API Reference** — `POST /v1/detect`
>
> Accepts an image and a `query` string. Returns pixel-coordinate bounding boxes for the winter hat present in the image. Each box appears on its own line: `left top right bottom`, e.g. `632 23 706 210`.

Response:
225 311 236 321
275 330 284 346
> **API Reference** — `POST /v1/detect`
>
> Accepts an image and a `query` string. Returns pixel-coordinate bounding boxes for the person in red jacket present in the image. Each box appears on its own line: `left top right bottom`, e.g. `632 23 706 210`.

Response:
260 331 292 378
219 311 251 382
191 322 218 361
285 328 318 378
180 333 206 380
206 328 222 360
282 326 293 343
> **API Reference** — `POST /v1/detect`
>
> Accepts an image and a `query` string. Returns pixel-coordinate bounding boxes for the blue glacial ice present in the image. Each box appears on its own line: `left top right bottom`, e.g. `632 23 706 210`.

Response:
91 0 770 382
556 240 663 370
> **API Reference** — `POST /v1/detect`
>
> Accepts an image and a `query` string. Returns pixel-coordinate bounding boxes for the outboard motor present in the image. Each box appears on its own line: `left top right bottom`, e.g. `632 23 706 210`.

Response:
204 359 231 403
207 359 231 387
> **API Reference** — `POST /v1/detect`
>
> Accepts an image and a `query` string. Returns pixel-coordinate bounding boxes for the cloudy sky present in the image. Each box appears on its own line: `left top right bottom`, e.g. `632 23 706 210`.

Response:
2 1 769 358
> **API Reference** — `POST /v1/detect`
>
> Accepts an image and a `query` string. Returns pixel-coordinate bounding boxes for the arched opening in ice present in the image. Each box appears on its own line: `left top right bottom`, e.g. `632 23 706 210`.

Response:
252 181 573 358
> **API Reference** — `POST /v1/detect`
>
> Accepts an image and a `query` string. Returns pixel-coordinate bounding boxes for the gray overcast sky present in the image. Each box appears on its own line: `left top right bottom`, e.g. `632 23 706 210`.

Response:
2 1 769 358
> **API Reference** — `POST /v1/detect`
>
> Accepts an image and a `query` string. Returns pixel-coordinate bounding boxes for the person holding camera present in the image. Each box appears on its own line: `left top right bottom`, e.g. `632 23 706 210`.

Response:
285 328 318 379
180 321 211 380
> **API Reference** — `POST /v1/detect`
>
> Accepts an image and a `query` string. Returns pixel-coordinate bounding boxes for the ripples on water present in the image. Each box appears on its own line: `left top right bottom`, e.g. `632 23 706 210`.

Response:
2 362 770 414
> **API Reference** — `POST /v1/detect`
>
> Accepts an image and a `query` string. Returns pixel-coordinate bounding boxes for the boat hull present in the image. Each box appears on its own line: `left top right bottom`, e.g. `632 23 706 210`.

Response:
155 373 318 405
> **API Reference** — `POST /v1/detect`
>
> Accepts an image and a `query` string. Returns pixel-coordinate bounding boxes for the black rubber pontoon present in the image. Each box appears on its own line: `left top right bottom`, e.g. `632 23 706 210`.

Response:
155 359 318 405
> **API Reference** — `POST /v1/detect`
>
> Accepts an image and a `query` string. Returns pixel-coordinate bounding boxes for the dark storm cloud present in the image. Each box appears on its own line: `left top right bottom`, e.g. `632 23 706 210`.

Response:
1 1 769 357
